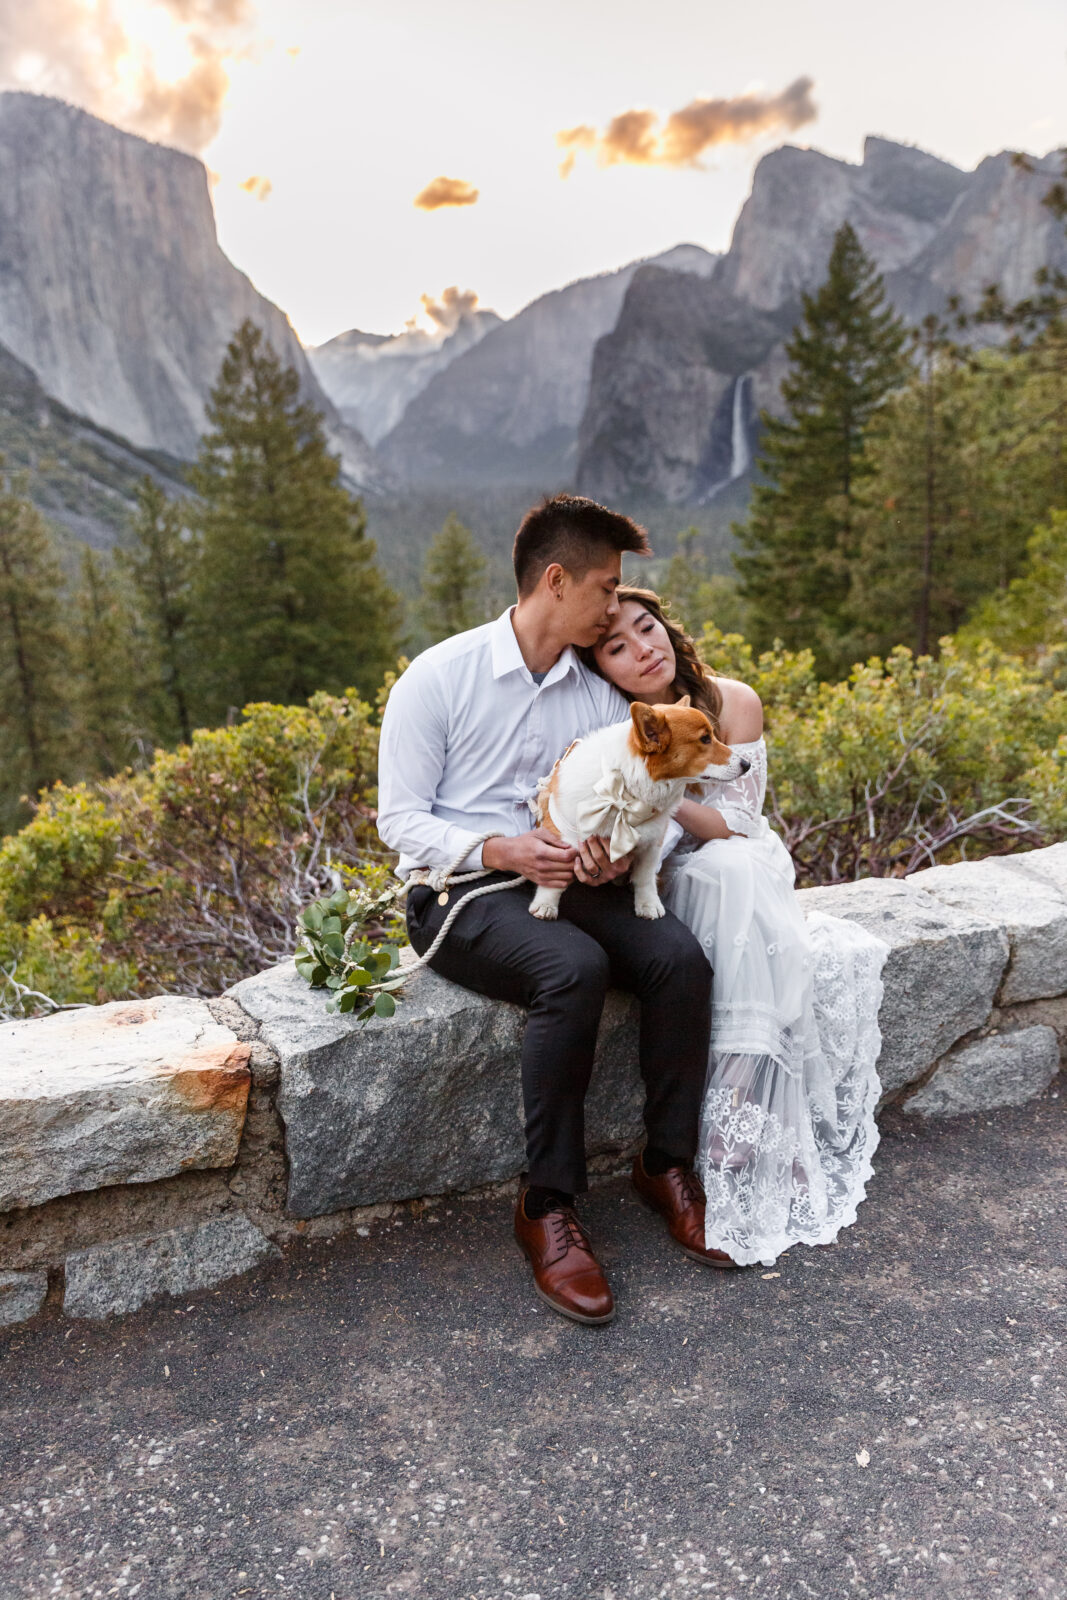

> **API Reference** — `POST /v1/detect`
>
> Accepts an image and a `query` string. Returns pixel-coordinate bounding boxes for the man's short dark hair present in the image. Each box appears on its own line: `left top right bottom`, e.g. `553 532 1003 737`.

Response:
512 494 651 596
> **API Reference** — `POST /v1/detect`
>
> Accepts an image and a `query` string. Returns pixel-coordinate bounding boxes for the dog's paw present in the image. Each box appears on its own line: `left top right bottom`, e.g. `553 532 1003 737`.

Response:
529 899 560 920
634 895 666 920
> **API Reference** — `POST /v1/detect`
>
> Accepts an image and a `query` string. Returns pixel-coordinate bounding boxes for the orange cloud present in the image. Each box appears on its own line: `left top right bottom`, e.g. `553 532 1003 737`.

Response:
0 0 258 153
420 286 480 332
414 175 480 211
239 173 272 201
558 77 817 175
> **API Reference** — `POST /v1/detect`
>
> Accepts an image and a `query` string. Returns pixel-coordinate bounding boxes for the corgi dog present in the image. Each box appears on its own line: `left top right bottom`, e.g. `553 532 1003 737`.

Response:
530 697 750 921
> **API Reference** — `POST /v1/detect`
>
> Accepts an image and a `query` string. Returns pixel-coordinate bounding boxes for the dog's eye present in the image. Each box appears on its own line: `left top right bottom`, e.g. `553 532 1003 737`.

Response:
700 733 711 743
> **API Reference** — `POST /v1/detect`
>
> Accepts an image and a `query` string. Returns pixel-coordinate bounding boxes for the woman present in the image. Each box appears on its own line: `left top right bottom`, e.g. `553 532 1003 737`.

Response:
585 587 887 1268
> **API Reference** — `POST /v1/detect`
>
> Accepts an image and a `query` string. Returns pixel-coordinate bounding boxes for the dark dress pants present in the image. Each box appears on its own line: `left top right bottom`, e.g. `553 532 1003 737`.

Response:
406 873 712 1194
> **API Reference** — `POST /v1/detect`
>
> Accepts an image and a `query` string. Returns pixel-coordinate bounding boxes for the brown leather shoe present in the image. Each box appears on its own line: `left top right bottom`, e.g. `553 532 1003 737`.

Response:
632 1151 739 1269
514 1191 616 1325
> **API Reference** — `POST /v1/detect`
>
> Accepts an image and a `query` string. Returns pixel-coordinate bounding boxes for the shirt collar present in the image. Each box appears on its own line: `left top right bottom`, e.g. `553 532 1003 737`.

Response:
490 607 579 687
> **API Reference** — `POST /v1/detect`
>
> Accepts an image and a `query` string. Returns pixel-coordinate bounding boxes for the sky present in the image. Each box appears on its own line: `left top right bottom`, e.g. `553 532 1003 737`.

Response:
2 0 1066 346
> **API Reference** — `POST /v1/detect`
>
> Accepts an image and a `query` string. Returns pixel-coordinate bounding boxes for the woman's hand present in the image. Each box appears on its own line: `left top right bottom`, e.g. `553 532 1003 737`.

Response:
574 834 633 886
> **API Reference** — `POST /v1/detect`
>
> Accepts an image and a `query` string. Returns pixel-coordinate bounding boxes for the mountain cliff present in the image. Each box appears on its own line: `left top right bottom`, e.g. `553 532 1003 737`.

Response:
308 308 503 445
0 93 384 490
577 139 1067 505
376 244 719 487
0 336 187 553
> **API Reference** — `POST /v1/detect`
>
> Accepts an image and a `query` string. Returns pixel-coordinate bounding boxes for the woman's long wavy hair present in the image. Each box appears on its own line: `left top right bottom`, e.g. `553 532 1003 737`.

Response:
579 586 723 733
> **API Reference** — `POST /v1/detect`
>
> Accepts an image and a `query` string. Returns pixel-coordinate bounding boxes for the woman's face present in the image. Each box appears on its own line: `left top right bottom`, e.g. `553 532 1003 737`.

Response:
594 600 678 701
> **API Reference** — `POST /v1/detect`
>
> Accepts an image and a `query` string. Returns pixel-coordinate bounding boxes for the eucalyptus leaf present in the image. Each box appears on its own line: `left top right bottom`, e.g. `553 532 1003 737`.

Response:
373 992 396 1018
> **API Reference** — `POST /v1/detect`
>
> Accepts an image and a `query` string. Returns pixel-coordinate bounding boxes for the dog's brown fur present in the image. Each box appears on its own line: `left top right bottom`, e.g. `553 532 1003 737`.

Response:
627 697 734 784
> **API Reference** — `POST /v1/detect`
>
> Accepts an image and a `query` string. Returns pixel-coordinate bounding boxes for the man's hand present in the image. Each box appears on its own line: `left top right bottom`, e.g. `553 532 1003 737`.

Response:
483 829 577 888
574 834 633 887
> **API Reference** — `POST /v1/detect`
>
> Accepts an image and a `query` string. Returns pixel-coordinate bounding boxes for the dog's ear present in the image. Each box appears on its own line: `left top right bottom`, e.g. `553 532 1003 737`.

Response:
676 694 691 708
630 701 669 752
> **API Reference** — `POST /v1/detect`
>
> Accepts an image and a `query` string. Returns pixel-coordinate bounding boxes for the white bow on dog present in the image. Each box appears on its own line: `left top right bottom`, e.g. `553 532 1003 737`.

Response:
575 770 660 861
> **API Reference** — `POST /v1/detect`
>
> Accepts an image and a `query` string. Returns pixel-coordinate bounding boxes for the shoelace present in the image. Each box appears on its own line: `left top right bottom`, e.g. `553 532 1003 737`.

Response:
675 1167 704 1208
546 1205 592 1260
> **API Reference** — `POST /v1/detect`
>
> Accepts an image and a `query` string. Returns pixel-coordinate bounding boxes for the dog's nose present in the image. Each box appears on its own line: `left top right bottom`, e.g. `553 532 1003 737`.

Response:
739 758 751 775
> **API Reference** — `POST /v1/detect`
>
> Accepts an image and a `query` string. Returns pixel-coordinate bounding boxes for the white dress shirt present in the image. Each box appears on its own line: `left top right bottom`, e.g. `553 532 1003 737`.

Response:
377 607 631 877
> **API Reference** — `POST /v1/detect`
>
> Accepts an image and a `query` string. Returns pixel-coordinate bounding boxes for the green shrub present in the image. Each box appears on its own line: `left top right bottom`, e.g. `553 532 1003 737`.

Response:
0 688 391 1015
700 627 1067 884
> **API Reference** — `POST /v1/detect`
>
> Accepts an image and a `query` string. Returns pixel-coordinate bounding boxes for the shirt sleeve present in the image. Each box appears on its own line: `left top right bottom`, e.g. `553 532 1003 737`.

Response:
586 668 632 727
376 660 488 874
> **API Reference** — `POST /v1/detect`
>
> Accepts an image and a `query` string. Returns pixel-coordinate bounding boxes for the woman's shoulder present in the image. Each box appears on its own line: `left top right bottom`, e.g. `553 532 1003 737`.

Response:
712 676 763 742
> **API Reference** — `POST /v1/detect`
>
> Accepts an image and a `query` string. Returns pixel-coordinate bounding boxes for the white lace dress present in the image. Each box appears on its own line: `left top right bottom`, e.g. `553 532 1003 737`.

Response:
661 738 888 1267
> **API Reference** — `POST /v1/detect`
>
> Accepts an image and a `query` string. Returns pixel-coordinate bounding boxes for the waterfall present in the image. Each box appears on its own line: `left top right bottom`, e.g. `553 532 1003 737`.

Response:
729 373 751 480
698 373 751 504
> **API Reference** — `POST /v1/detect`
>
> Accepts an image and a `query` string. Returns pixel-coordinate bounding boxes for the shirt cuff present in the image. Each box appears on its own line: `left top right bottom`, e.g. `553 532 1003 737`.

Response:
456 833 492 873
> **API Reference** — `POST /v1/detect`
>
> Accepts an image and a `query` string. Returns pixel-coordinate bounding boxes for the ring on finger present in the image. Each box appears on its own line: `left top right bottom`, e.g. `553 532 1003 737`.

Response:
589 866 601 880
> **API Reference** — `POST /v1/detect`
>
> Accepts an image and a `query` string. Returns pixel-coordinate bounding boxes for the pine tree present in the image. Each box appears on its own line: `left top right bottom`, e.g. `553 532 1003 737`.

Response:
417 514 488 643
962 508 1067 660
848 323 1064 661
734 223 908 676
662 527 748 637
0 467 71 828
121 478 196 745
190 321 399 717
70 548 138 776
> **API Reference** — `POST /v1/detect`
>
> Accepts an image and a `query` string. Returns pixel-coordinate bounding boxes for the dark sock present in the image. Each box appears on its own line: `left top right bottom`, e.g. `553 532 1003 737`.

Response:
643 1146 691 1177
524 1185 575 1220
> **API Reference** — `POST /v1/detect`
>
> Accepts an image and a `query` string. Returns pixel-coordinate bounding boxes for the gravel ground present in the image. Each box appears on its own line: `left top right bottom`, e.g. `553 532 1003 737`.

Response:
1 1093 1065 1600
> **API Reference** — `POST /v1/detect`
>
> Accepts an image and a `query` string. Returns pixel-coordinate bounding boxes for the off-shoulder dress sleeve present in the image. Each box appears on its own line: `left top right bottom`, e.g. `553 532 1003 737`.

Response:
698 736 768 839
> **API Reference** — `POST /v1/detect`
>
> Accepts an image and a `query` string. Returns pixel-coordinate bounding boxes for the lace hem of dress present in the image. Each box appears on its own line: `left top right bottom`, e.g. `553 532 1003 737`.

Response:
695 910 888 1267
700 1074 882 1267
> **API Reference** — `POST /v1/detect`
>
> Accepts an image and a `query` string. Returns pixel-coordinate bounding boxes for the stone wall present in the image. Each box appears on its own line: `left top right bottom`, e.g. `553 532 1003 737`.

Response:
3 846 1066 1325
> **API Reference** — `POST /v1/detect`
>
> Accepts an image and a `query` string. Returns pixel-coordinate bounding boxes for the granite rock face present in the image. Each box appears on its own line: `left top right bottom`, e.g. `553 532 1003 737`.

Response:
378 245 718 487
795 878 1008 1095
903 1026 1061 1118
577 267 786 504
0 997 251 1212
63 1215 278 1320
308 309 503 445
0 1270 48 1326
0 93 382 488
912 857 1067 1004
577 139 1067 503
716 137 969 316
228 960 644 1217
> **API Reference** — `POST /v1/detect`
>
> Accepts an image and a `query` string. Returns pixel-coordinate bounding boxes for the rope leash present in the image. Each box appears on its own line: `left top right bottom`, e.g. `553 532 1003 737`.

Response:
387 833 525 976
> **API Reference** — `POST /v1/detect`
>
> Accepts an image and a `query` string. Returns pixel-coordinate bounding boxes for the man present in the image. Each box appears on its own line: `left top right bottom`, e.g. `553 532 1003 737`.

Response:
377 495 719 1326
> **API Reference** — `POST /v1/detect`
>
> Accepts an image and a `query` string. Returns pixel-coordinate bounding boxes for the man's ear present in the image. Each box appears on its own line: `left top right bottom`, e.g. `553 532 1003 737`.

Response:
631 701 669 752
543 561 566 602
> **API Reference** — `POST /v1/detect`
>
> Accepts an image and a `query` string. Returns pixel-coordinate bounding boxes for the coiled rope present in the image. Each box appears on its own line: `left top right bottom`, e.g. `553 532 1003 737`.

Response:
392 833 525 975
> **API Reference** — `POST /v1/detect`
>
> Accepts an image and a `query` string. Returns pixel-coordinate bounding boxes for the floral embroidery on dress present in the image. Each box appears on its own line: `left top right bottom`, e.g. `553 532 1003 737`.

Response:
662 735 888 1267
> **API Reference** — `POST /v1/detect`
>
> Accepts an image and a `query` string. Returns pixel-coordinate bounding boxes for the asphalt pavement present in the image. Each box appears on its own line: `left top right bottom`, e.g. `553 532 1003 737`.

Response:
2 1093 1065 1600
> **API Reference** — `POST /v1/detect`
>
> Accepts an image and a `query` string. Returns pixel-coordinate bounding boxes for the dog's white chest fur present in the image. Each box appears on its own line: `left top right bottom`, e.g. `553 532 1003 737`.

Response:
528 703 746 921
543 724 682 863
532 724 693 922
